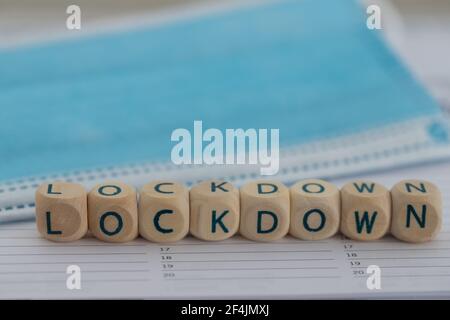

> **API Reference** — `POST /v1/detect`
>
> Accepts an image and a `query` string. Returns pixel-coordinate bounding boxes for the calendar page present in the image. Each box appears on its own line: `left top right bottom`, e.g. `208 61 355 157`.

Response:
1 161 449 299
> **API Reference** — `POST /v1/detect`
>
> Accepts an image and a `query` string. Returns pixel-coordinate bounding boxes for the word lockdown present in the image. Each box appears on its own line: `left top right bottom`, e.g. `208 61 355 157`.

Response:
35 179 442 244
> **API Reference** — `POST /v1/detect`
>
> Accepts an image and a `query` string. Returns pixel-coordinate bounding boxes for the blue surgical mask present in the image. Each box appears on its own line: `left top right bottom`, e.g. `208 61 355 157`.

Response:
0 0 448 190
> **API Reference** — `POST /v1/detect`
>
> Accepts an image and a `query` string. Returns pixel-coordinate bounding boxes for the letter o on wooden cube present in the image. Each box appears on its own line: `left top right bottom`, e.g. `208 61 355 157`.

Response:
289 179 340 240
240 180 290 241
190 180 239 241
88 181 138 243
340 181 391 241
139 181 189 242
35 182 88 242
391 180 442 243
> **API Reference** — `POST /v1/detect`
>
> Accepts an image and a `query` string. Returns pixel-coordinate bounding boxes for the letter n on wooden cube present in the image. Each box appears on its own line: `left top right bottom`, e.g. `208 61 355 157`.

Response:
391 180 442 243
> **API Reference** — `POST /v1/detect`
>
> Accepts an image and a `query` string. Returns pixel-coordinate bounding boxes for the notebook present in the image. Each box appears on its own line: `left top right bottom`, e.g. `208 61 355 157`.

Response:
1 161 449 299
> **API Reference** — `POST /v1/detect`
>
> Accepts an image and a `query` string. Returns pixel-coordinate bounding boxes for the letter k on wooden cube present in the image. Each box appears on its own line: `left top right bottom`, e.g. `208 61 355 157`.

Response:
190 180 240 241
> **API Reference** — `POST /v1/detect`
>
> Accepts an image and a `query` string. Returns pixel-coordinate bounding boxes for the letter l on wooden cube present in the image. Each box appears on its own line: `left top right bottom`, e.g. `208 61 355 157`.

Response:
35 182 88 242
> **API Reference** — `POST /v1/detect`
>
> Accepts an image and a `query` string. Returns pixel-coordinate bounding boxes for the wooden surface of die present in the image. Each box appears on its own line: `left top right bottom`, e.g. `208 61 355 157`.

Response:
340 180 391 241
190 180 239 241
289 179 340 240
391 180 442 243
35 182 88 242
88 181 138 243
240 180 290 241
139 181 189 242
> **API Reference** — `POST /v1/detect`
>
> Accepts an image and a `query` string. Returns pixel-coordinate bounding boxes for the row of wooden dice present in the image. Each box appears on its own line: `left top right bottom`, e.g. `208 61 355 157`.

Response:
35 179 442 243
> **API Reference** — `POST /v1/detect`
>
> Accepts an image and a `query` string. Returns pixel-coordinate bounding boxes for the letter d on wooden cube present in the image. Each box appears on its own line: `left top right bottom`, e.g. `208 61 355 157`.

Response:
88 181 138 243
139 181 189 242
341 181 391 241
391 180 442 243
240 180 290 241
35 182 88 242
190 180 239 241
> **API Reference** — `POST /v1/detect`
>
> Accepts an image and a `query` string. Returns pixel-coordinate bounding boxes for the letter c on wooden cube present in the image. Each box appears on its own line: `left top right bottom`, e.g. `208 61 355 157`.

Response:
340 181 391 241
190 180 239 241
391 180 442 243
139 181 189 242
240 180 290 241
289 179 340 240
35 182 88 242
88 181 138 243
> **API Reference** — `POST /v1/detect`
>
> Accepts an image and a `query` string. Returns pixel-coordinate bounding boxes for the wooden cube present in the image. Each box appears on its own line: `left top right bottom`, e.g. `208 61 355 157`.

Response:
289 179 340 240
391 180 442 243
190 180 239 241
240 180 290 241
139 181 189 242
35 182 88 242
88 181 138 243
340 181 391 241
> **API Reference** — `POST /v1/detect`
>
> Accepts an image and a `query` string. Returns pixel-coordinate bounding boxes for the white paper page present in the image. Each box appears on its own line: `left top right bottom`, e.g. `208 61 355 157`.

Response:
1 162 449 299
